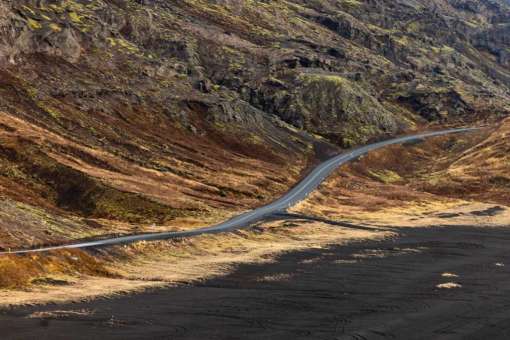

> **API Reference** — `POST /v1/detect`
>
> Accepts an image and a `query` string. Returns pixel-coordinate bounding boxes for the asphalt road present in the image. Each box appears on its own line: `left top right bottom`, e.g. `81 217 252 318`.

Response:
1 128 477 255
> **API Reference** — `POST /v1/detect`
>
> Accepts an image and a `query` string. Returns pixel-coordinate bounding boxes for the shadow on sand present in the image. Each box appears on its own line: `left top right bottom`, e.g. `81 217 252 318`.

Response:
267 212 391 232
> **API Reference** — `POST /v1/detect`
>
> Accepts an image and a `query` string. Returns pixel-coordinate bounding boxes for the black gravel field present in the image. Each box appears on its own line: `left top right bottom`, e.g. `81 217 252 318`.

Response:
2 225 510 340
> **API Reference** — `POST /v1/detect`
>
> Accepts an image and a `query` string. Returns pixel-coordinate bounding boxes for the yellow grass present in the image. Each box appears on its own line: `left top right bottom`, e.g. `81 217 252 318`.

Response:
0 221 389 306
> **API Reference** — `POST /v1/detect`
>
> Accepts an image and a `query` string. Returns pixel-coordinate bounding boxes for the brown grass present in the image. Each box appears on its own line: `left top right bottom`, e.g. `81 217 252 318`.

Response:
416 118 510 205
0 109 313 252
0 250 110 289
0 220 389 306
1 116 509 303
293 121 510 220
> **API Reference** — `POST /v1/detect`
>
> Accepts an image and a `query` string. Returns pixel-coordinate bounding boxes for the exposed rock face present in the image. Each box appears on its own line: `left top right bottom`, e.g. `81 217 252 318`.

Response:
0 1 83 64
0 0 507 152
252 73 399 146
0 2 16 64
294 74 399 146
1 1 508 132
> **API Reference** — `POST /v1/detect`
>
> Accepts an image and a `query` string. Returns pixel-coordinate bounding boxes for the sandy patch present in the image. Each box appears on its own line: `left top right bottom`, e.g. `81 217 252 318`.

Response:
27 309 95 319
334 259 358 264
300 257 322 264
0 277 161 307
293 199 510 229
441 273 459 278
436 282 462 289
352 249 389 259
256 273 294 282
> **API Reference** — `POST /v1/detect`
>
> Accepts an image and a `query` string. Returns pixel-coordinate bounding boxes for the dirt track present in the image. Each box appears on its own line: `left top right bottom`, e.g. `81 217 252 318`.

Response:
2 225 510 339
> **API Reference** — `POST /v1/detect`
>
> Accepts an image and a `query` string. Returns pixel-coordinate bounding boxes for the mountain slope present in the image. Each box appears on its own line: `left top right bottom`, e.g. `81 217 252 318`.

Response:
0 0 508 289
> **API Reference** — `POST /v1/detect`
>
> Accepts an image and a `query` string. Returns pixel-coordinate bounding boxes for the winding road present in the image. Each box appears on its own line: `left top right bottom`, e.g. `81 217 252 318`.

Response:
1 127 478 255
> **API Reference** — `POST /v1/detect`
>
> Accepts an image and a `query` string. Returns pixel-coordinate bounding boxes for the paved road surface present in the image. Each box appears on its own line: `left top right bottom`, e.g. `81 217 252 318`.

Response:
0 128 477 254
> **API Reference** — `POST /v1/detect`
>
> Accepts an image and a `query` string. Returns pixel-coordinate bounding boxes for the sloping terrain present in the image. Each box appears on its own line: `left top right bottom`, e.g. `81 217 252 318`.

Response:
293 118 510 224
0 0 508 293
420 117 510 203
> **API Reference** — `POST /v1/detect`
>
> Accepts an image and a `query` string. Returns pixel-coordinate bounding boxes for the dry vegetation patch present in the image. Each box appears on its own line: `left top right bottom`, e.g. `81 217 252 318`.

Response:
293 124 510 226
0 249 109 289
418 119 510 205
0 221 389 306
2 124 509 304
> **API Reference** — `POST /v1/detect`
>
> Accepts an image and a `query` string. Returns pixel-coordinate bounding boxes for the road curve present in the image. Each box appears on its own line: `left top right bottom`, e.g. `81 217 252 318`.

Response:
1 128 478 255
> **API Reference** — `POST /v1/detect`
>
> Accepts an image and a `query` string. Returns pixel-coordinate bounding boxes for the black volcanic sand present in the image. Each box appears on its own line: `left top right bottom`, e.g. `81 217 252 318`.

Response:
2 226 510 340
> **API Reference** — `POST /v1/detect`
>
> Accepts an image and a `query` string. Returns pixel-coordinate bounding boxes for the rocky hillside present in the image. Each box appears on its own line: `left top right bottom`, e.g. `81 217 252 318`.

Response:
0 0 508 249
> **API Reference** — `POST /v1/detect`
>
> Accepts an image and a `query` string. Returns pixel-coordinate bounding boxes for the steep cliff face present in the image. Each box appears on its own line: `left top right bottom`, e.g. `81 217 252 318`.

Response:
0 0 508 249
